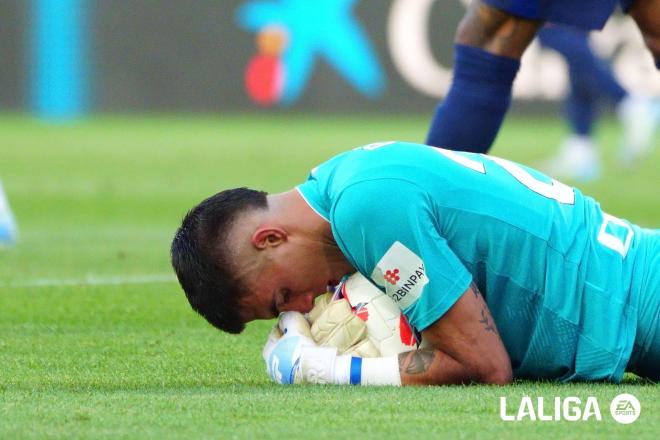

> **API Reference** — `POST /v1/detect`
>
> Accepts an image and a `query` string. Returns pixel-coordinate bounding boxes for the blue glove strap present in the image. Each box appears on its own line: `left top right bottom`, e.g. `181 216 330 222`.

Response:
349 357 362 385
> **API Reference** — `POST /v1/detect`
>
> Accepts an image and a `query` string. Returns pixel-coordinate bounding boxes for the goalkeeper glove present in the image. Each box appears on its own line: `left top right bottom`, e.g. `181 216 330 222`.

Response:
308 292 380 357
263 311 400 386
262 311 317 384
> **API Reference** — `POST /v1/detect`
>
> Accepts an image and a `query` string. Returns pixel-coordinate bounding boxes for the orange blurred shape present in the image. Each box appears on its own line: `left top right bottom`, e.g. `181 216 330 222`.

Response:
256 25 289 56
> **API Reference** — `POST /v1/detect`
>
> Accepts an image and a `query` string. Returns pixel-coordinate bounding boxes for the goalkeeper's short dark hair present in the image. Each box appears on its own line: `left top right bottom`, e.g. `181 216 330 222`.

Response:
171 187 268 334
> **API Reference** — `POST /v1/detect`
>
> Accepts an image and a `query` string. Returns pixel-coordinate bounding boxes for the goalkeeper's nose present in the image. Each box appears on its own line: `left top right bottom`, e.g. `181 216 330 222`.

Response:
279 292 316 314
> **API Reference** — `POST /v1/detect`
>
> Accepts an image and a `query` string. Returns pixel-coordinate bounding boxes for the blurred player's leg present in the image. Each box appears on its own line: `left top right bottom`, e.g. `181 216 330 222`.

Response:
425 0 657 156
617 94 660 165
425 0 540 153
0 180 17 246
544 136 601 182
537 26 624 180
537 25 658 175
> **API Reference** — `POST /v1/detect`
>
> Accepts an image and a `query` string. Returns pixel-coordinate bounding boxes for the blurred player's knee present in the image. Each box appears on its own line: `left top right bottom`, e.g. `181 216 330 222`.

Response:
454 0 540 59
441 0 538 153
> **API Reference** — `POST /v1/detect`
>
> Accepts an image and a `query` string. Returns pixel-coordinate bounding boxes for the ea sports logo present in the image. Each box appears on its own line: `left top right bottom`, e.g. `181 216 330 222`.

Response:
610 394 640 424
384 269 400 285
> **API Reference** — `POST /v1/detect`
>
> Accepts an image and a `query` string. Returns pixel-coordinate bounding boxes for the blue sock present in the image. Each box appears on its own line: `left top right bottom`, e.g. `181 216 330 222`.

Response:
538 26 627 104
426 44 520 153
565 90 595 136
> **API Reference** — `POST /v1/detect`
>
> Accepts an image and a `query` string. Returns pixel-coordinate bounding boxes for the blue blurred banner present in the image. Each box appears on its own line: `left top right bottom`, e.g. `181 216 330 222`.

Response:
30 0 88 119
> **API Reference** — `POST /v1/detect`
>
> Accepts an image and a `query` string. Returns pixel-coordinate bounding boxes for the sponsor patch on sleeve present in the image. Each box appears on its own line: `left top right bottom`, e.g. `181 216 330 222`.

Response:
370 241 428 310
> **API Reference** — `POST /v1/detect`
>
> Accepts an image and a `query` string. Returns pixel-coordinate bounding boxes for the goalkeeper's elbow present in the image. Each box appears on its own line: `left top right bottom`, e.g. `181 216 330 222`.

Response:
480 363 513 385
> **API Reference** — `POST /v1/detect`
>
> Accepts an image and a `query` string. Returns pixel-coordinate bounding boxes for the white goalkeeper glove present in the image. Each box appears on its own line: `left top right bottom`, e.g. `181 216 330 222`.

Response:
262 311 400 386
307 293 380 357
262 311 317 384
263 311 350 385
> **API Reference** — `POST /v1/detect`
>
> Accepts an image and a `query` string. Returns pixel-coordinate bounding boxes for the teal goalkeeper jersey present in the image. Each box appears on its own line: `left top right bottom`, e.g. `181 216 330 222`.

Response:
296 142 646 382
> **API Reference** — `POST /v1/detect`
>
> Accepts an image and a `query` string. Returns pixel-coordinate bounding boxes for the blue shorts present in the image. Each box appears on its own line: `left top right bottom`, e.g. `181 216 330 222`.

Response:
627 228 660 381
482 0 636 30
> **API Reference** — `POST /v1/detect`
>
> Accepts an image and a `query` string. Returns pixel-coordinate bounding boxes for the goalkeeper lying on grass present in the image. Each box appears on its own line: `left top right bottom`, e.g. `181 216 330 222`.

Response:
171 142 660 385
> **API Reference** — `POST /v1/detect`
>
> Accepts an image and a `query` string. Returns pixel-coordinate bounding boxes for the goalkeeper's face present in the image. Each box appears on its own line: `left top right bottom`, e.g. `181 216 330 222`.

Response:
238 255 329 322
229 190 355 325
236 239 339 323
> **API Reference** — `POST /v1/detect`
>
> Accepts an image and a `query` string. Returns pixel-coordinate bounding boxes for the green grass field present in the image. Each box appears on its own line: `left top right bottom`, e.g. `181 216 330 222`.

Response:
0 114 658 439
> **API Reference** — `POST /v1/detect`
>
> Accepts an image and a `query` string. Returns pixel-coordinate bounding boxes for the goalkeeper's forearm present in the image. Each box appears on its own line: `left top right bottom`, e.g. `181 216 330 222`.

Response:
302 347 499 386
397 348 490 385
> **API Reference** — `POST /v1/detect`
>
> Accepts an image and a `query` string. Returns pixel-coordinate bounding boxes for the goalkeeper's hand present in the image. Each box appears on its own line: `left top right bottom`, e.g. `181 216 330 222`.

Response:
263 311 343 385
262 312 315 384
263 311 401 386
307 293 380 357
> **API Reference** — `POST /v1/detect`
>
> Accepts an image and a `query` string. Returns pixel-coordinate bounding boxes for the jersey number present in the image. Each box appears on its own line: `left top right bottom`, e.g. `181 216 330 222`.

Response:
357 144 631 256
436 149 575 204
436 149 633 256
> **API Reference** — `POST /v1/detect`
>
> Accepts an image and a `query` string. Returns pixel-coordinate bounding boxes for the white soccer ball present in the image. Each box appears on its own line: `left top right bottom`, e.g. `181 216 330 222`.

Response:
337 272 425 356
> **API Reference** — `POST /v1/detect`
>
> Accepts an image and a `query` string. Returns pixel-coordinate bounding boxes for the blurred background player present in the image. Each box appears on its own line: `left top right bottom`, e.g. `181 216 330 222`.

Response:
538 24 659 181
426 0 660 155
0 180 17 246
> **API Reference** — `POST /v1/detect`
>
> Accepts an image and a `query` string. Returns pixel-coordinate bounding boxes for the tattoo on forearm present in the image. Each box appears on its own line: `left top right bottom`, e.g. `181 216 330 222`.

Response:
398 349 436 376
471 282 498 334
479 308 497 333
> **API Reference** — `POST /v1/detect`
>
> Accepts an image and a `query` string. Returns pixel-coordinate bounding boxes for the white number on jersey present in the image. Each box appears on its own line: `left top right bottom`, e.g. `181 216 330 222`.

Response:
435 149 637 257
597 213 634 257
488 156 575 204
358 141 396 151
436 149 485 173
357 144 631 257
435 149 575 205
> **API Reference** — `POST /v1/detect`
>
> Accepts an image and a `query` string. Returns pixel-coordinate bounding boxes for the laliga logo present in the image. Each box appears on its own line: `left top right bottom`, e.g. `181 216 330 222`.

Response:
500 394 641 423
500 396 602 422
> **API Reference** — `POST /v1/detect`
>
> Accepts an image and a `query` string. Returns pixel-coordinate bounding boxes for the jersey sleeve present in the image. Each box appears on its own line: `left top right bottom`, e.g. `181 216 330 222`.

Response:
331 179 472 331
